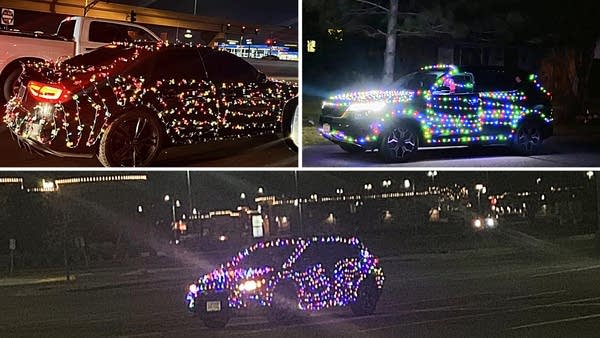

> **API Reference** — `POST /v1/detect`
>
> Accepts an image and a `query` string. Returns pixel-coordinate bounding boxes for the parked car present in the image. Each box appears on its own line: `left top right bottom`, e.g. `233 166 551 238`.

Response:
319 64 553 162
0 15 160 102
185 236 385 328
3 43 298 166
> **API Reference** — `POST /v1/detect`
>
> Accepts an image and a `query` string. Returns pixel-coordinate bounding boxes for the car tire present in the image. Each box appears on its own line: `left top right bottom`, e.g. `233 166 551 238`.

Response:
2 66 22 103
97 110 163 167
282 97 299 152
350 276 380 316
266 281 299 324
513 119 543 155
378 124 419 162
339 143 366 153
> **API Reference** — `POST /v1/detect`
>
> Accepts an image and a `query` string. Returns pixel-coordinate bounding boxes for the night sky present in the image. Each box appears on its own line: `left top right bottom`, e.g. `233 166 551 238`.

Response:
111 0 298 26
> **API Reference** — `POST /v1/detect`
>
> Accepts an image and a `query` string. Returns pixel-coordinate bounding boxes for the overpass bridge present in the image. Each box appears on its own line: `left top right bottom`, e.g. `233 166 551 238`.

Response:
0 0 297 45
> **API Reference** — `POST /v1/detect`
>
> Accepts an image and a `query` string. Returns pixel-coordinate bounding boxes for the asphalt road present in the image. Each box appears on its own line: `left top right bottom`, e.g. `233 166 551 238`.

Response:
0 125 297 167
2 247 600 337
302 134 600 167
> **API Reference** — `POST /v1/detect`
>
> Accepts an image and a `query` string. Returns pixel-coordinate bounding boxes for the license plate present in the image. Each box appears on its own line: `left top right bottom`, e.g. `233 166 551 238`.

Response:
322 123 331 133
206 300 221 312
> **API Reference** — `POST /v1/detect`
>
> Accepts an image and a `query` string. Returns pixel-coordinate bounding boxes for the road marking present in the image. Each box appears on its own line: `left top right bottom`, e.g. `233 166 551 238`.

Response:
530 264 600 277
509 313 600 330
507 290 567 301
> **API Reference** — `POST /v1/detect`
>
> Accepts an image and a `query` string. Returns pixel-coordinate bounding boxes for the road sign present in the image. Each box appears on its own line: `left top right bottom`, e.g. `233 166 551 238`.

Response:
9 238 16 250
1 8 14 26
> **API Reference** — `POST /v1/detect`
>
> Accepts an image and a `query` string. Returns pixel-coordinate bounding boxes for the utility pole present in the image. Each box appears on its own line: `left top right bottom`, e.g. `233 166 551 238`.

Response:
595 172 600 253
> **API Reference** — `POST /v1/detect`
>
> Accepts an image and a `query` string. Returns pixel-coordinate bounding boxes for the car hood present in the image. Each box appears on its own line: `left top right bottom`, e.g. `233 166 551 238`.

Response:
195 265 275 293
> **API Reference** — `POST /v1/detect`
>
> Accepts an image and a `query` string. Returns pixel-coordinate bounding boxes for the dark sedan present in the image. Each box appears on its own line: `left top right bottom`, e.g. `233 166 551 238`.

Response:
4 43 298 166
319 64 552 162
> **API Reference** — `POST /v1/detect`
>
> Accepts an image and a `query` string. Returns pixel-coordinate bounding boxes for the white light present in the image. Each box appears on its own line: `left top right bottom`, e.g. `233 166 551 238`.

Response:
184 29 193 39
175 199 181 207
164 194 170 202
42 179 55 191
258 187 264 194
239 280 259 292
189 284 199 293
587 171 594 180
475 184 484 191
404 179 411 189
347 101 386 112
485 218 495 228
473 219 482 228
219 235 227 241
137 205 143 213
240 192 246 200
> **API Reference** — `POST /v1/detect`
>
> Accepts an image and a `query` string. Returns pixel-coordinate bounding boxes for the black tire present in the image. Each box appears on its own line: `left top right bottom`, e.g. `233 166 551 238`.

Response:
378 124 419 162
266 281 299 324
97 110 163 167
339 143 366 153
350 276 380 316
513 119 543 155
2 66 22 103
282 97 298 152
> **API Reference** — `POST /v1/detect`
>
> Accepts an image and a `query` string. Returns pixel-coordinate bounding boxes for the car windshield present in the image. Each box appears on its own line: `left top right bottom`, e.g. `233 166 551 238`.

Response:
391 71 441 90
234 244 295 269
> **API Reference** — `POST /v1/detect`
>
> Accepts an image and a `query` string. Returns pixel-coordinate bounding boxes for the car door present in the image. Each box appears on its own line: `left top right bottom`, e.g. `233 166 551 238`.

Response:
428 72 480 144
201 50 280 139
128 48 219 145
292 242 334 310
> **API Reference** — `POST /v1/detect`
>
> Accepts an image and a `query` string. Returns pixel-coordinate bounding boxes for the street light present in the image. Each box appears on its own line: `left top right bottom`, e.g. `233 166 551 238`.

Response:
164 194 181 242
475 184 486 213
587 171 594 180
336 188 344 195
381 180 391 188
258 187 264 194
137 205 143 213
240 192 246 200
364 183 373 191
404 179 411 190
427 171 438 186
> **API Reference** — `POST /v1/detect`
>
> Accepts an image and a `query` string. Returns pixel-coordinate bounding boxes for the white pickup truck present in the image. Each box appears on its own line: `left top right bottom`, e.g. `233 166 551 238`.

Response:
0 16 160 102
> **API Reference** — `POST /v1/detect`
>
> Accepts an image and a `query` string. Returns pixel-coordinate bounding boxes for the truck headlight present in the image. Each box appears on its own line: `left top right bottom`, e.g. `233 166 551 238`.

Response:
346 101 387 113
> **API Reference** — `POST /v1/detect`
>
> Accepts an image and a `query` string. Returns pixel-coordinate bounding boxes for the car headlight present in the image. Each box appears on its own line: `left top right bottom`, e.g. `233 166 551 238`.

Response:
238 280 262 292
485 218 496 228
346 101 387 113
473 219 482 228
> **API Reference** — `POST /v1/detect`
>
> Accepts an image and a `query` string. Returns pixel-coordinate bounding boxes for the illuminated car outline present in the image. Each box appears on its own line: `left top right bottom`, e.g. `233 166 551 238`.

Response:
3 42 298 166
319 64 553 161
185 236 384 327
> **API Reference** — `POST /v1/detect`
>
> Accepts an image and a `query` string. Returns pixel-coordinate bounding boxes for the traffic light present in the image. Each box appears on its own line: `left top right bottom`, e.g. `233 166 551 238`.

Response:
129 10 136 23
241 26 246 34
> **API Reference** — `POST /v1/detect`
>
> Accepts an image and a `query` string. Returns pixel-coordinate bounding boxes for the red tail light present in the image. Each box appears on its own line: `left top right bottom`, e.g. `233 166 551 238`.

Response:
27 81 70 103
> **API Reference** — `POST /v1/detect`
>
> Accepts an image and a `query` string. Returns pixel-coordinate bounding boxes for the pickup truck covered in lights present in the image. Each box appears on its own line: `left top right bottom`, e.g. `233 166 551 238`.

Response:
319 65 553 162
185 236 384 328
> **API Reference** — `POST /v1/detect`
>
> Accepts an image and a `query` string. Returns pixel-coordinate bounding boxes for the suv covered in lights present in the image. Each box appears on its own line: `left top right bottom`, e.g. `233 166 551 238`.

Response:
185 236 384 328
319 65 553 162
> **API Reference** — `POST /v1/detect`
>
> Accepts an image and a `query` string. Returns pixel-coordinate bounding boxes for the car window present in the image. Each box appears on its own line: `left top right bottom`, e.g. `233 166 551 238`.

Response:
295 242 360 272
392 72 439 90
473 70 519 92
89 21 154 44
63 45 138 67
450 73 474 94
201 50 260 83
235 244 294 269
142 48 208 81
56 20 75 40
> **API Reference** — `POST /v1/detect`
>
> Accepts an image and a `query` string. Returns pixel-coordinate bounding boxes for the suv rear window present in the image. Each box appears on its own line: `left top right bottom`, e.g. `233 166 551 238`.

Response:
89 21 155 43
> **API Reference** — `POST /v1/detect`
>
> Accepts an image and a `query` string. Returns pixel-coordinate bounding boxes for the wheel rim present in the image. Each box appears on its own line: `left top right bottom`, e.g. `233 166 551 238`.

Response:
517 126 541 152
385 127 417 159
108 116 159 167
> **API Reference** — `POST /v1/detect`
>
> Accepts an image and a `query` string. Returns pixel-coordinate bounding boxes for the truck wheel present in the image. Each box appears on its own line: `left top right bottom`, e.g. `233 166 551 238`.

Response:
2 67 22 103
513 120 543 155
98 110 163 167
378 124 419 162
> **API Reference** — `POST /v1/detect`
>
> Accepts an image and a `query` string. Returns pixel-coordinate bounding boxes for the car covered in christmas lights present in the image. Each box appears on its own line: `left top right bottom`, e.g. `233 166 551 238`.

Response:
319 65 553 162
185 236 384 328
3 43 298 167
